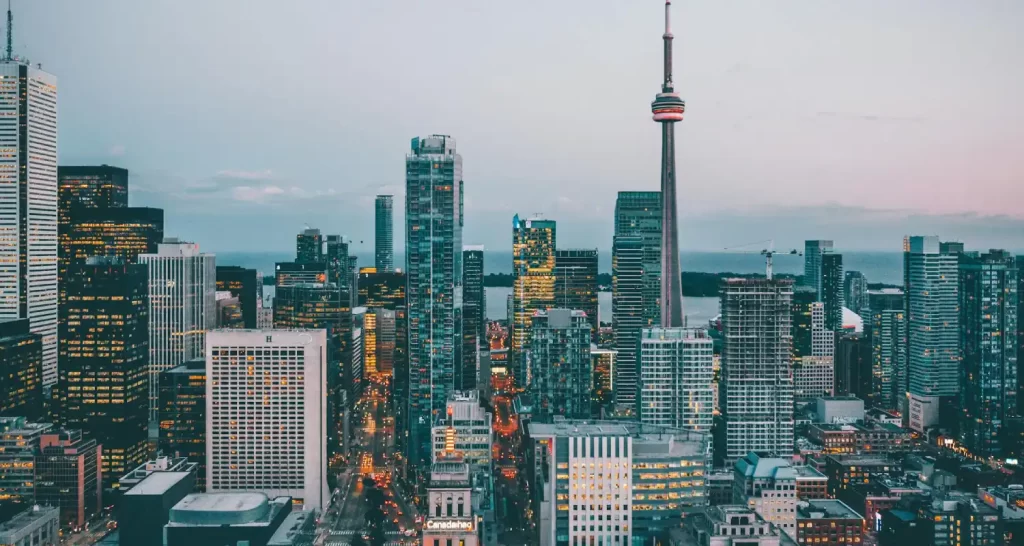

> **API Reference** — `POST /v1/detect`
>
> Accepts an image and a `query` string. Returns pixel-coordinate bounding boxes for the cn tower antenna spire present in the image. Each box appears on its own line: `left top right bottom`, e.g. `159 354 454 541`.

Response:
5 0 12 62
663 0 673 89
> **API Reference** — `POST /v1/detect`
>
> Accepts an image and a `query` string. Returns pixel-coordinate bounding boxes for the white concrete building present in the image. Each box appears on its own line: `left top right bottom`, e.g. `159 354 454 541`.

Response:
206 329 328 511
141 239 216 422
637 327 714 433
0 59 58 386
794 357 835 403
423 457 480 546
431 391 493 475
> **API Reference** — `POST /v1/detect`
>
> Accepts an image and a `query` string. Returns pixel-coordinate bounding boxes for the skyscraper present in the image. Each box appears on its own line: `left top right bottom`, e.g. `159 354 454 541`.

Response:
651 0 686 328
405 135 463 472
512 214 556 387
528 309 592 421
791 286 816 361
57 165 128 273
804 240 834 298
206 330 328 511
904 236 959 432
612 191 661 406
844 271 869 317
0 44 58 386
358 268 408 452
64 207 164 270
375 195 394 272
325 234 356 297
868 289 905 411
835 333 872 400
296 227 323 263
461 247 485 391
140 240 216 424
215 266 259 329
0 319 42 420
821 253 844 331
637 327 714 433
554 249 599 339
59 257 149 485
719 278 794 464
158 359 207 491
958 250 1018 457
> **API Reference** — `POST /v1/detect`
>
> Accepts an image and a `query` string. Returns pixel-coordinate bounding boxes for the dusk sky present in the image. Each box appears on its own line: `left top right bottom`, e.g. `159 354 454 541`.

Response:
26 0 1024 253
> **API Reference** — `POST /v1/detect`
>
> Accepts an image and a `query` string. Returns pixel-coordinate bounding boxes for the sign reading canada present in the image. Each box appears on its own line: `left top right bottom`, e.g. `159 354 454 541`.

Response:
425 519 474 531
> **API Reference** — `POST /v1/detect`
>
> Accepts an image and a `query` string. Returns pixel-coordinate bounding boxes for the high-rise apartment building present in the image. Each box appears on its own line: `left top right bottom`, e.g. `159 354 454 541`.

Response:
0 319 42 420
158 359 207 491
868 289 905 411
528 309 592 421
554 249 599 339
0 57 58 386
295 227 323 263
375 195 394 272
637 327 714 433
406 135 463 471
215 266 259 329
325 234 356 297
140 240 216 423
794 302 835 403
612 191 662 407
526 420 709 545
57 165 128 274
512 214 556 387
792 286 816 361
462 247 485 391
59 257 149 484
719 278 794 464
834 334 871 400
206 330 329 511
904 236 959 432
821 253 844 331
844 271 869 317
959 250 1018 457
803 240 834 299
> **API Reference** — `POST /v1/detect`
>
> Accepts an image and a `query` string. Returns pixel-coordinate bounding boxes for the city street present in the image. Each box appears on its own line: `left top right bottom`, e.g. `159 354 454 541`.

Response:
318 381 419 545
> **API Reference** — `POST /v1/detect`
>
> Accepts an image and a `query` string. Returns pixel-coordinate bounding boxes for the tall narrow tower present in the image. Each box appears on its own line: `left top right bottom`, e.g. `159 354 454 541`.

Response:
653 0 685 327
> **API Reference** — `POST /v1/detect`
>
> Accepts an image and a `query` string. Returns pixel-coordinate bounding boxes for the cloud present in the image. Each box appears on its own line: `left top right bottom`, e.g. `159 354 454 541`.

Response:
215 169 274 181
108 144 126 156
231 185 286 203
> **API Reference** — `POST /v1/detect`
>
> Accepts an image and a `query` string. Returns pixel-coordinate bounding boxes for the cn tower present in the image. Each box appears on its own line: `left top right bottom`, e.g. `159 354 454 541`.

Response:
652 0 685 327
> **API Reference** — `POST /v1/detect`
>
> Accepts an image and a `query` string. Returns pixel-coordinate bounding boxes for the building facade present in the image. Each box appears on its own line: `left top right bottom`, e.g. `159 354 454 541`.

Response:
512 215 556 387
868 289 905 411
206 330 329 511
637 327 714 433
462 246 485 391
0 505 59 546
0 319 42 420
844 271 869 318
215 265 259 329
904 236 959 432
295 227 323 263
35 429 102 528
430 391 493 474
59 258 149 484
0 417 51 504
529 309 592 421
958 250 1018 457
140 240 216 423
57 164 128 278
64 206 164 267
554 249 599 339
406 135 464 472
612 191 662 407
0 60 58 386
158 359 207 491
821 253 844 331
375 195 394 272
803 240 834 299
719 278 795 464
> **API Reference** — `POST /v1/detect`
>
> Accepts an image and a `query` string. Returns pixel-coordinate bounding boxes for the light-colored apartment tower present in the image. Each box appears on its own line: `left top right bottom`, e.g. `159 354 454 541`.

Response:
637 327 714 433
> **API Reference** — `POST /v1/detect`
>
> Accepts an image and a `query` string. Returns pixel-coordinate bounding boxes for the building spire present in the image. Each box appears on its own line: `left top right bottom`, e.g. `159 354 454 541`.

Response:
663 0 674 89
5 0 12 62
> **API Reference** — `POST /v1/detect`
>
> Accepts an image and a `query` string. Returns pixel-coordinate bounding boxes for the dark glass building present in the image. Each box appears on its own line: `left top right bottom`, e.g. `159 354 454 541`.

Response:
554 248 599 339
835 333 872 400
822 252 844 331
57 165 129 268
0 319 43 420
273 282 354 463
36 429 103 528
375 195 394 272
792 285 817 361
295 227 323 263
274 261 326 288
959 250 1018 458
461 248 485 390
326 235 357 297
63 206 164 269
158 360 207 491
868 289 905 411
119 470 196 546
215 266 259 329
59 258 149 485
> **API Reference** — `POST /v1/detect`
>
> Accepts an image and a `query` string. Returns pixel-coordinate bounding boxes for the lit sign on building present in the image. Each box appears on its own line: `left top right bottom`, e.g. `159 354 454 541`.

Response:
425 519 475 531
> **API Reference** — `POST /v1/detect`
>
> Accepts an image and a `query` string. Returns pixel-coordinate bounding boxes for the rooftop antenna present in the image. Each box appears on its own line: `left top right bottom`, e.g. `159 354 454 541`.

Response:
5 0 12 62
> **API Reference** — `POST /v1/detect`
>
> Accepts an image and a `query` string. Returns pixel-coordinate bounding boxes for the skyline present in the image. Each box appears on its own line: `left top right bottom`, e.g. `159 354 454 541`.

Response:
18 0 1024 252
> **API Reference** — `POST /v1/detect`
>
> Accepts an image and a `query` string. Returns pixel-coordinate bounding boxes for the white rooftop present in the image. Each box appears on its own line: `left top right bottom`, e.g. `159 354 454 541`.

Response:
124 471 192 496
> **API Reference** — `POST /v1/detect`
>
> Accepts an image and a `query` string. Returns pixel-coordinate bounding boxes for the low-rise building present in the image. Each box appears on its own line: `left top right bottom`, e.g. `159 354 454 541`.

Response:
431 391 493 475
838 477 929 528
733 452 798 538
795 499 864 546
793 357 835 403
35 429 102 528
119 470 196 546
164 492 293 546
0 505 59 546
814 396 865 424
0 417 51 504
267 510 317 546
706 471 735 506
824 455 900 497
673 505 784 546
806 424 857 455
854 422 911 457
865 408 901 426
117 456 198 492
423 457 481 546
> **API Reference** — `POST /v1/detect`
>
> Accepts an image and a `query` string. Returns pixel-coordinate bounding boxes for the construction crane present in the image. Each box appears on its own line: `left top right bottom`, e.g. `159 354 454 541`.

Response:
722 239 802 280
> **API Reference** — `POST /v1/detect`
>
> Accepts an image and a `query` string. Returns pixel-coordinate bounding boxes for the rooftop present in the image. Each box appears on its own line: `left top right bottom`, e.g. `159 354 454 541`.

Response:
528 419 707 456
168 493 288 527
797 500 864 520
267 510 316 546
0 505 58 536
125 471 192 496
